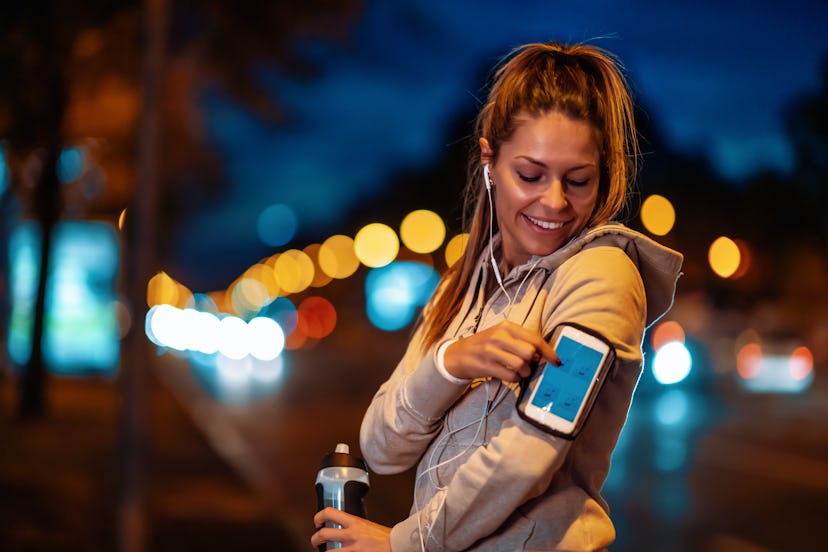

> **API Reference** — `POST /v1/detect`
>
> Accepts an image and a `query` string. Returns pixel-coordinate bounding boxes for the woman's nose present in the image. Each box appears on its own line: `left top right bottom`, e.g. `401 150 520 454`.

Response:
540 180 568 210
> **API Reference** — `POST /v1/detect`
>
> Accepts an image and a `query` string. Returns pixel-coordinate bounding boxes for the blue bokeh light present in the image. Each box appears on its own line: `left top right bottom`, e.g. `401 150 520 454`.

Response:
57 147 85 184
256 203 298 247
365 261 439 331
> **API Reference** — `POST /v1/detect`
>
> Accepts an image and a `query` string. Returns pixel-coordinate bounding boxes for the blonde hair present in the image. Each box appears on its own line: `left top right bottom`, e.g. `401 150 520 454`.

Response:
421 41 640 350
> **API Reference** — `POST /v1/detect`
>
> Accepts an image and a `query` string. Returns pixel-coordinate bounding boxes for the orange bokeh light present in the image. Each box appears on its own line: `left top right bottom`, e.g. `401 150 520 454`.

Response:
650 320 686 351
736 343 762 379
789 346 814 381
297 296 337 339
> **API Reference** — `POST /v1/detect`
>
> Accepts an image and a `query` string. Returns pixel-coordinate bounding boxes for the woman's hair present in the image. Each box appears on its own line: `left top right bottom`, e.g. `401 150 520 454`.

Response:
420 41 640 350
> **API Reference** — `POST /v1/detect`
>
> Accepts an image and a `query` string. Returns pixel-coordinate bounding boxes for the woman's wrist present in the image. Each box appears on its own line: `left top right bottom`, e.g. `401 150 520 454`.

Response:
435 338 469 384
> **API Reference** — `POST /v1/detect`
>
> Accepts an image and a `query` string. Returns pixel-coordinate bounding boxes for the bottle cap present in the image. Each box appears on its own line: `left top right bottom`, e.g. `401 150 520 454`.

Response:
319 443 367 470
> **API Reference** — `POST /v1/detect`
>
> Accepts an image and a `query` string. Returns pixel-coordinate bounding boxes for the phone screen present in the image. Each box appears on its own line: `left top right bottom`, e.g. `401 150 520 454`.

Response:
530 335 605 422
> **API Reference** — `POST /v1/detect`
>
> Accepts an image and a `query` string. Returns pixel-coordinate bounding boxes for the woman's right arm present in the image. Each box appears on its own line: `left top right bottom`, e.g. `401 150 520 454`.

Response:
359 328 470 474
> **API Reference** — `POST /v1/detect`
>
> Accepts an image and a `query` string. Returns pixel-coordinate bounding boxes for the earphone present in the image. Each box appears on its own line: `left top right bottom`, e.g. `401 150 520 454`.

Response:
414 378 510 550
484 164 507 292
410 164 545 549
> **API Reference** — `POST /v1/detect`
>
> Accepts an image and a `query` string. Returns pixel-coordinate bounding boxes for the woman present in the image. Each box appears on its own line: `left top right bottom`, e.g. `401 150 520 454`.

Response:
312 41 683 551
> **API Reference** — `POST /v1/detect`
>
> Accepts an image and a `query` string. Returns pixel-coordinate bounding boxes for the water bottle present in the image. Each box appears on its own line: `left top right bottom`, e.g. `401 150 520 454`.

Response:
315 443 370 551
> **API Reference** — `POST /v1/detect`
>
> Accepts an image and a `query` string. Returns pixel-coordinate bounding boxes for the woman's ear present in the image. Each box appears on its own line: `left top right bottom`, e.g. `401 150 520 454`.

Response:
479 137 493 166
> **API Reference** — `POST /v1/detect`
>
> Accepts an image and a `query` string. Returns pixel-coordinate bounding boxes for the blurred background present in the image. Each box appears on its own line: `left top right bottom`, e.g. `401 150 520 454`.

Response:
1 1 827 551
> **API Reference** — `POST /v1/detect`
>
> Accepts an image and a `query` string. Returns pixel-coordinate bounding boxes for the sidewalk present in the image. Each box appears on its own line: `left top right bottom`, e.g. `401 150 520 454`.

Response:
0 371 304 551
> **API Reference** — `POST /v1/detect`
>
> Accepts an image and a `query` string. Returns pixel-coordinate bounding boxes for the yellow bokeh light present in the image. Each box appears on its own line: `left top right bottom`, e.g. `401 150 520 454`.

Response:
147 271 179 307
400 209 446 254
708 236 741 278
231 277 269 315
354 223 399 268
640 194 676 236
318 234 360 279
118 209 127 231
444 233 469 267
304 243 334 288
242 263 281 298
274 248 315 294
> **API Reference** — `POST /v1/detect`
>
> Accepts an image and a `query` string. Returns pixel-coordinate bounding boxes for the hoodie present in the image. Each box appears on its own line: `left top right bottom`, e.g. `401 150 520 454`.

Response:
360 223 684 551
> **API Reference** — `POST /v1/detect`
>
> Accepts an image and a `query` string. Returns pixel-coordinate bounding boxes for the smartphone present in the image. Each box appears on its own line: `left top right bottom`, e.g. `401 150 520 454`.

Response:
517 323 615 439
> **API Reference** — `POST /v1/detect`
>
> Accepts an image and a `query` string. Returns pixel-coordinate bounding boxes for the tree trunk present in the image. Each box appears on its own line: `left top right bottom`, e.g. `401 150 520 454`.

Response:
17 6 66 419
117 0 166 550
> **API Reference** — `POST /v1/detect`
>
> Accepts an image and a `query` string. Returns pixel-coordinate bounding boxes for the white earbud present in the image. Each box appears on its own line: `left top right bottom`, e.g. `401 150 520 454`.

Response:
483 163 506 289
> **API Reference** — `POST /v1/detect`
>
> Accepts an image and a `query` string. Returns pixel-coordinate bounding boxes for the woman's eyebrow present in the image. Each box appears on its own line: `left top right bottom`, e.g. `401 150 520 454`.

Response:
515 155 596 171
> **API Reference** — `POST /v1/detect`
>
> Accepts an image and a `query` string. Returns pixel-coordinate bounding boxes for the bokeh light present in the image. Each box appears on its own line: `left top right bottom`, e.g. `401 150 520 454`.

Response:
365 261 439 331
652 341 692 385
246 316 285 360
57 146 84 184
297 296 337 339
400 209 446 254
217 316 250 360
445 233 469 267
651 320 686 351
147 271 180 307
354 223 399 268
249 263 281 298
274 248 315 294
640 194 675 236
730 239 753 279
304 244 334 288
318 234 360 279
261 296 298 336
256 203 298 247
653 388 690 426
708 236 741 278
231 277 269 318
788 346 813 381
736 342 762 379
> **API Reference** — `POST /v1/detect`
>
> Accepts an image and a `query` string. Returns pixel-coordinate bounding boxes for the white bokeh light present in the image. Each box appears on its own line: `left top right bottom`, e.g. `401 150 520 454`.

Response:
218 316 250 360
247 316 285 361
652 341 692 385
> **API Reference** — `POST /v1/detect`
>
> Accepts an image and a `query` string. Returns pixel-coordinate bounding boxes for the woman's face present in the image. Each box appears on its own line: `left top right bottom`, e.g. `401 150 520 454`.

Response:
483 110 601 272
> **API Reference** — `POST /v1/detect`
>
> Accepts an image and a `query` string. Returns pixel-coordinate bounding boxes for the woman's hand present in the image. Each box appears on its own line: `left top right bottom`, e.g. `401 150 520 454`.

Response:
311 508 391 551
443 321 560 382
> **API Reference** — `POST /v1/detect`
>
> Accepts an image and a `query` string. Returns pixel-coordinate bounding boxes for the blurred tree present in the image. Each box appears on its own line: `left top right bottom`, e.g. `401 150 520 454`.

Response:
2 1 362 550
785 55 828 246
0 0 361 414
0 1 136 418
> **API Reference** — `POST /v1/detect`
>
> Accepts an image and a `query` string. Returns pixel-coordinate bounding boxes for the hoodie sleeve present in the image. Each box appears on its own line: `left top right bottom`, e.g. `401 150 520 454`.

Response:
359 323 470 474
386 246 649 551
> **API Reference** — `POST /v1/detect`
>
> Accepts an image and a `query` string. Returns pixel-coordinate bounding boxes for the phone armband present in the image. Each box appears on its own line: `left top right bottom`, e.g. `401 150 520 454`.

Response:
516 323 616 439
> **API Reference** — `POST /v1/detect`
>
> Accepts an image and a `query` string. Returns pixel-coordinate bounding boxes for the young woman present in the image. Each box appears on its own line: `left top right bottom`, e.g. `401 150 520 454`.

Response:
312 41 683 551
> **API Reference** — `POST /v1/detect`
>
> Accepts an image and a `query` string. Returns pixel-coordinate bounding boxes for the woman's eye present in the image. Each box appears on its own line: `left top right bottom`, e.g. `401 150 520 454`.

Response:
518 172 542 183
566 178 589 187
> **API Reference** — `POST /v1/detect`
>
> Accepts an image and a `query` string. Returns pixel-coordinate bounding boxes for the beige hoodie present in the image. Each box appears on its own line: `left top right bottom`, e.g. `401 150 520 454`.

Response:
360 223 683 551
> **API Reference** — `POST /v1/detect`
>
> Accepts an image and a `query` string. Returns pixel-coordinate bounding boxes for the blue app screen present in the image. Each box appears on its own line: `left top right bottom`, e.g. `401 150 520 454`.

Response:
530 335 603 422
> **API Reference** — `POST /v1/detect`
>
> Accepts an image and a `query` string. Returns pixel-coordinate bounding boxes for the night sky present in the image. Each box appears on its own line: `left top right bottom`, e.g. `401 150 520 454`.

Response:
169 0 828 291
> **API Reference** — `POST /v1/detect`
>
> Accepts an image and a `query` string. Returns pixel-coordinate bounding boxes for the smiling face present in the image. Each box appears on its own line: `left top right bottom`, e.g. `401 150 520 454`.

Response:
482 110 601 272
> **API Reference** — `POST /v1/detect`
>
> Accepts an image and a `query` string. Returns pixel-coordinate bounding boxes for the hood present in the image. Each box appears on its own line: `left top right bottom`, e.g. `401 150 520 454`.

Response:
500 223 684 328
